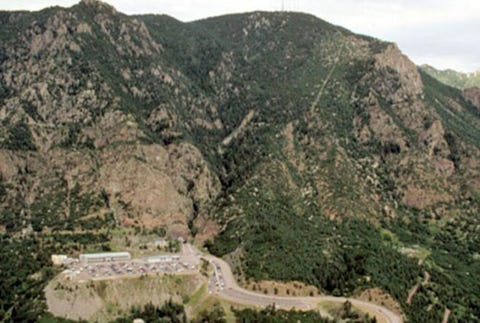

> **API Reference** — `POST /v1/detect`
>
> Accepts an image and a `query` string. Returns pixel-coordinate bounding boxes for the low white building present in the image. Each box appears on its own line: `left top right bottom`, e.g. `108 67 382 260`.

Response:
79 251 131 264
146 255 181 263
147 255 173 263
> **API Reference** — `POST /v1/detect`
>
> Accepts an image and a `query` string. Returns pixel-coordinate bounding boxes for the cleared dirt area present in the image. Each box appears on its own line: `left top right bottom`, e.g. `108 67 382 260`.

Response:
442 307 451 323
45 274 203 321
356 288 403 316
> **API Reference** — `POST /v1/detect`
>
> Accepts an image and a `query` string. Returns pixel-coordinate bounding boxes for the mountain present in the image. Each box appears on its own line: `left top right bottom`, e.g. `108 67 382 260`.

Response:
421 64 480 89
1 1 479 321
421 65 480 114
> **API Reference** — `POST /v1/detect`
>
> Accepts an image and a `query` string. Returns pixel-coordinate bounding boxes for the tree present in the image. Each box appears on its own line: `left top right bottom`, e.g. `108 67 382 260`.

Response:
195 303 226 323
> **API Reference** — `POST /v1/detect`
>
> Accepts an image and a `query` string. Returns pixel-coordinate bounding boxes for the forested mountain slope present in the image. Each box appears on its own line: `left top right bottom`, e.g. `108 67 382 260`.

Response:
0 1 479 321
421 65 480 111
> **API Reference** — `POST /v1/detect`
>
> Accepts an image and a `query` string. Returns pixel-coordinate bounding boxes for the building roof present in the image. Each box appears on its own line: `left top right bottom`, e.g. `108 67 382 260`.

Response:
80 251 131 258
147 255 172 260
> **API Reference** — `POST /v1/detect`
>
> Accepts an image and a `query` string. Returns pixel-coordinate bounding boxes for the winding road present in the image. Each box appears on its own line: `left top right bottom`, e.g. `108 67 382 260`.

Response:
184 244 403 323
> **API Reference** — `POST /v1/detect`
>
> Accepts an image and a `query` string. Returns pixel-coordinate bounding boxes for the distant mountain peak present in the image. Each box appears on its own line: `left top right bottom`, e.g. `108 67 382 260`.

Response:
79 0 116 13
420 64 480 89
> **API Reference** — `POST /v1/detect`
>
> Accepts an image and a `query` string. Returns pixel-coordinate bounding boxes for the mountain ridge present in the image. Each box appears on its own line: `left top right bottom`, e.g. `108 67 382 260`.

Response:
420 63 480 89
0 2 479 322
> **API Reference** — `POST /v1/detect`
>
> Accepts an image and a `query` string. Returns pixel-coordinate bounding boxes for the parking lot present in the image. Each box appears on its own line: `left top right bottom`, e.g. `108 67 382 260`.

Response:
208 262 225 294
65 256 198 281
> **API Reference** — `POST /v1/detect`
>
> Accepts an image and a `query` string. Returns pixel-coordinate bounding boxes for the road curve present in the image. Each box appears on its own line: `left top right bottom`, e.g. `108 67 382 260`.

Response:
199 251 403 323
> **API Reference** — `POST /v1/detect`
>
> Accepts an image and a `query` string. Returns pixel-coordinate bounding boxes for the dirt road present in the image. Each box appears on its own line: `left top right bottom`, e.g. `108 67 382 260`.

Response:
199 248 403 323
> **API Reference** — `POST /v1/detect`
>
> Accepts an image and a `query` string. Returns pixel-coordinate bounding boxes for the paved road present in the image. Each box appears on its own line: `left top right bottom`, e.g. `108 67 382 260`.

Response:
196 247 403 323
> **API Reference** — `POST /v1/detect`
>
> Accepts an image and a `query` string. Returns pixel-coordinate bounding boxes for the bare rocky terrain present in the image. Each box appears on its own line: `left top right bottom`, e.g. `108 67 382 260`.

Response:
464 87 480 110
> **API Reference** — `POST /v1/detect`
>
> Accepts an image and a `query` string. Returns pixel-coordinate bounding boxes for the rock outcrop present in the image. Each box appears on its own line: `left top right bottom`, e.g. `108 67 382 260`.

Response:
464 87 480 110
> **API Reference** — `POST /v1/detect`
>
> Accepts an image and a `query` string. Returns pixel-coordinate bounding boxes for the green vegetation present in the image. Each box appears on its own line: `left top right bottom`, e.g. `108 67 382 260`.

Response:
113 301 187 323
28 181 109 232
38 314 83 323
0 232 110 321
207 159 480 321
0 177 115 321
1 120 36 151
421 70 480 149
207 174 421 304
194 302 227 323
386 211 480 321
232 303 377 323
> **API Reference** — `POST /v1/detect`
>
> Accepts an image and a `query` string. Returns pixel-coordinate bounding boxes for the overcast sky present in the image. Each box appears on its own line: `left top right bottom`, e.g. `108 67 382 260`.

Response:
1 0 478 73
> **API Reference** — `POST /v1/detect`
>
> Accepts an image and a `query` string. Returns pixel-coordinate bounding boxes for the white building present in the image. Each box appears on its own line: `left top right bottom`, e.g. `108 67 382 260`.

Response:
146 255 180 263
147 255 173 263
79 251 131 264
51 254 68 265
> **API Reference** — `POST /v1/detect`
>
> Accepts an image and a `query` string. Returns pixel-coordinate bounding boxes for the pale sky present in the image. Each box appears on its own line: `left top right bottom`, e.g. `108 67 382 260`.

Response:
1 0 478 73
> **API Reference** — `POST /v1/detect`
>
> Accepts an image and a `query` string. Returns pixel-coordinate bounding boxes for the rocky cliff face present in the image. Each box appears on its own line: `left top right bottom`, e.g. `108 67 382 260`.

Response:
464 87 480 110
0 0 221 238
